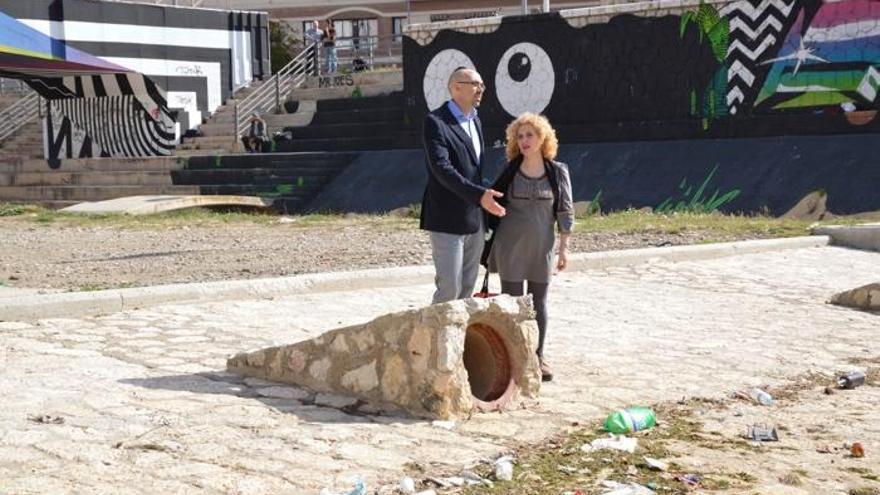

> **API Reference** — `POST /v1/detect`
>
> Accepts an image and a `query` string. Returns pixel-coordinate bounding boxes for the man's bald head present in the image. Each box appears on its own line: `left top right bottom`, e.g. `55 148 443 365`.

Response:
447 67 479 92
447 67 485 113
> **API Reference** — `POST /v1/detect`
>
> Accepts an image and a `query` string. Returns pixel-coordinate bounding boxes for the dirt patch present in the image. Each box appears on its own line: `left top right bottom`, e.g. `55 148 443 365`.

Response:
405 366 880 494
0 215 766 291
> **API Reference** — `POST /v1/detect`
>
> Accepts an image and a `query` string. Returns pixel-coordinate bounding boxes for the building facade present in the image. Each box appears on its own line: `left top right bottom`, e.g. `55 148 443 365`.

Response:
196 0 605 42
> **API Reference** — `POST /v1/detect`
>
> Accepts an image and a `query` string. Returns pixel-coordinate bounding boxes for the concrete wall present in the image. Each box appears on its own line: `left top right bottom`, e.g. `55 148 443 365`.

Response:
402 0 880 145
306 133 880 216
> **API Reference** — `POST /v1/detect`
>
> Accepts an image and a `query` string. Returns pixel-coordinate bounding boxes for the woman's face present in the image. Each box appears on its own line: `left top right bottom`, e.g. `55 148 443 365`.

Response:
516 124 542 159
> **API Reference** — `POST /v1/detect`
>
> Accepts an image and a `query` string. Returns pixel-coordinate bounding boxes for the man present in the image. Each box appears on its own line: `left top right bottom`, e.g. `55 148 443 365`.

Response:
420 67 506 304
304 20 323 76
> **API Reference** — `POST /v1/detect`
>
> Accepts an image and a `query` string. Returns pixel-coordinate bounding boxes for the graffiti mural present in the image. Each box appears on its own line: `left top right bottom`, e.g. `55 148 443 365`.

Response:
32 73 177 160
403 0 880 142
753 0 880 111
1 0 269 128
46 94 176 159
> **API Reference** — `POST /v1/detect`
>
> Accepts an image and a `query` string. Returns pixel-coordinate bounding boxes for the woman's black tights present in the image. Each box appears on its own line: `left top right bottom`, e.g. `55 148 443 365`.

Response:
500 280 549 357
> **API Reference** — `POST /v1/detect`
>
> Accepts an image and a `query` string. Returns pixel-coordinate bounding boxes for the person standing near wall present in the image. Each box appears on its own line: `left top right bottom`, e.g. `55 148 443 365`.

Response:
322 19 337 74
304 20 323 76
485 113 574 382
420 66 506 304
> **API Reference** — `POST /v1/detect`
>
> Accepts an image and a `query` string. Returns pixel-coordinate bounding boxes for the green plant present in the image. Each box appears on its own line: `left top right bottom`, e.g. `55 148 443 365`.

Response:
35 211 55 223
588 189 602 216
0 203 28 216
351 85 364 98
680 1 729 62
655 164 741 213
269 20 303 72
680 1 730 125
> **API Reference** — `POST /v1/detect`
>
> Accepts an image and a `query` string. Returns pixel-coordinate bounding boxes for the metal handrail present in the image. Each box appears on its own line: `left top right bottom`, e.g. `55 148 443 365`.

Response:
0 78 29 95
234 41 317 137
328 34 403 68
0 91 41 144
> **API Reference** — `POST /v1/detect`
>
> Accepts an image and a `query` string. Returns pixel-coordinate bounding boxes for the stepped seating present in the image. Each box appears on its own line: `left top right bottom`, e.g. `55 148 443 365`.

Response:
277 92 419 152
0 156 192 209
171 151 358 213
0 151 357 213
0 113 43 159
174 79 270 155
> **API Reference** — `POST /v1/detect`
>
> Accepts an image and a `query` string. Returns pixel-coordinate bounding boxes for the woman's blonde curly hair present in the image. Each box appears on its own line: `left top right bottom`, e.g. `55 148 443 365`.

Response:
504 112 558 162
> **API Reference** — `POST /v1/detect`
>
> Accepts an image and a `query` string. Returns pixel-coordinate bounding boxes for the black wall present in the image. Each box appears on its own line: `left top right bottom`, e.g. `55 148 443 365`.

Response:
307 134 880 216
402 4 880 145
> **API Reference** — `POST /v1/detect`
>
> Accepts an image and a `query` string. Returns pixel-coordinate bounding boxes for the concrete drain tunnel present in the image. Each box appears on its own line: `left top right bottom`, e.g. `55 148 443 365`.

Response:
463 323 515 406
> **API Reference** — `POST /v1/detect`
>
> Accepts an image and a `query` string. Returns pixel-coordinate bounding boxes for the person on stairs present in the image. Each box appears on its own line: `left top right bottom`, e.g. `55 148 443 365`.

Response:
241 112 269 153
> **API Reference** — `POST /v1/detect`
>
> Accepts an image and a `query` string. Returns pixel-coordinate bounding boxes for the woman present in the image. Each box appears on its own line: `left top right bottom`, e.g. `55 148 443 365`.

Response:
322 19 337 74
488 112 574 382
241 112 268 153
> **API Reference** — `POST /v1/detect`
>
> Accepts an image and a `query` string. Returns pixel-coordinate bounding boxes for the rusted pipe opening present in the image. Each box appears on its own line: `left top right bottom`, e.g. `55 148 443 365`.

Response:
463 323 514 403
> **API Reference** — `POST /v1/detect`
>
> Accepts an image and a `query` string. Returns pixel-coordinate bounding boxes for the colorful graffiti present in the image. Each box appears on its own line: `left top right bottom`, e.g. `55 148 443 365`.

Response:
754 0 880 111
403 0 880 141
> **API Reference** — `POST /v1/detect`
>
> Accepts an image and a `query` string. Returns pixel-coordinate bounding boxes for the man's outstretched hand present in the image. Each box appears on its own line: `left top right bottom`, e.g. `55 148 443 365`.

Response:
480 189 506 217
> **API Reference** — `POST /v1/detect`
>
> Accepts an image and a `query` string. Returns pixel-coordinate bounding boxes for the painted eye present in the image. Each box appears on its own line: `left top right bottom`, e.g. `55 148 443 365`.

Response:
422 49 475 110
495 42 555 117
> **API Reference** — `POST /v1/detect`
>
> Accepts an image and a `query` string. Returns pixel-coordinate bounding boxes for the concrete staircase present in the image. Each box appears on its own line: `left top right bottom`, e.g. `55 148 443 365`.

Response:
0 73 404 210
0 157 195 209
172 152 358 213
0 119 44 160
0 89 43 160
176 69 409 156
276 92 419 152
175 80 270 156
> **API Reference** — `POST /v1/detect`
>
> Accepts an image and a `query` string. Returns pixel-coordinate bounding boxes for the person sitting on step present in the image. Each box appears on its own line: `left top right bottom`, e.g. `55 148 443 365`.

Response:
241 112 269 153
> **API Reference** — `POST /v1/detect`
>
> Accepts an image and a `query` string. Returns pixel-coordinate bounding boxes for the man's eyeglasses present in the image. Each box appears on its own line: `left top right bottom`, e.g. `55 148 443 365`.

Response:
455 80 485 89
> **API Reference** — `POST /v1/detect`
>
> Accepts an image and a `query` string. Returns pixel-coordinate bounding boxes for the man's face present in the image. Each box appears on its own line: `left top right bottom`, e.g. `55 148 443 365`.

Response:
450 69 485 110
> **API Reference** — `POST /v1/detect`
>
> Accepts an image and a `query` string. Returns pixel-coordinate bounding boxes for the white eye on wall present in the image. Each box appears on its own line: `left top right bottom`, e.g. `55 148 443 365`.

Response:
423 49 475 111
495 42 555 117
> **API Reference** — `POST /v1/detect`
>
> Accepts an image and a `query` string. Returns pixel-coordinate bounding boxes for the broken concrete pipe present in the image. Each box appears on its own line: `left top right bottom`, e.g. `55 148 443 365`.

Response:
226 295 542 419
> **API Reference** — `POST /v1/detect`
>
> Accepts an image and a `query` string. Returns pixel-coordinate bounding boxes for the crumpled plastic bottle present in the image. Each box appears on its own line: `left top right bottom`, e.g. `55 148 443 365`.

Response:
749 388 774 406
603 407 656 434
346 477 366 495
494 457 514 481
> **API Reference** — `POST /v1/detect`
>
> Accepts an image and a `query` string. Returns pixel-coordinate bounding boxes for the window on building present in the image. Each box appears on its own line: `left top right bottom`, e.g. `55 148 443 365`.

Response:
392 17 406 43
332 18 378 52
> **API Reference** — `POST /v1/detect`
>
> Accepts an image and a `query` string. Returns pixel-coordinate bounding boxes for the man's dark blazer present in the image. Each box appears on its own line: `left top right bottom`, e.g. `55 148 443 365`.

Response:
419 102 486 235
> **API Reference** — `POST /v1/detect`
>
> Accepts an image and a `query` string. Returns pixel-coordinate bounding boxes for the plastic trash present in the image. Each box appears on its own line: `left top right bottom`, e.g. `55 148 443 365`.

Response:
399 476 416 494
319 477 366 495
851 442 865 458
675 474 701 486
747 425 779 442
494 460 513 481
644 457 668 471
582 435 638 453
599 481 654 495
603 407 656 434
749 388 774 406
838 371 866 389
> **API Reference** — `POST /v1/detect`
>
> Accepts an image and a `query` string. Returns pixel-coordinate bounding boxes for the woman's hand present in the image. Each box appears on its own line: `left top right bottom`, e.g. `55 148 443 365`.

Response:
556 233 570 272
556 250 568 272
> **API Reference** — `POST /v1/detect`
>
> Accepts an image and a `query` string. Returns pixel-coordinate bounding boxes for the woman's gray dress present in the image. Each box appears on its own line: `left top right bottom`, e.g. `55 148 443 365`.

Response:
490 169 574 283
